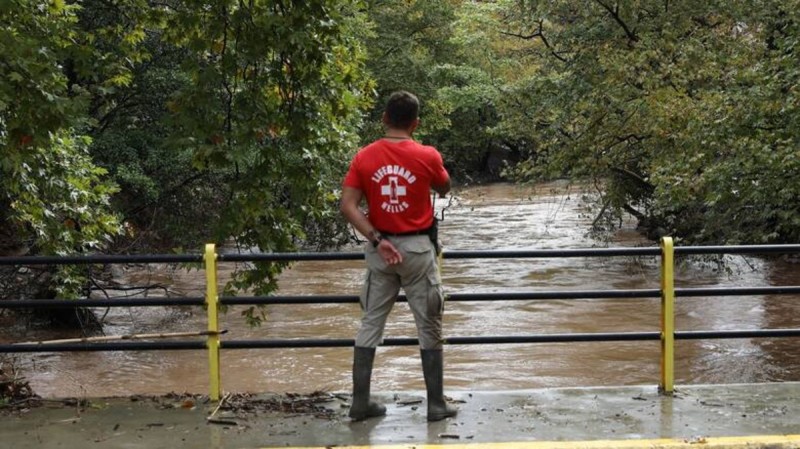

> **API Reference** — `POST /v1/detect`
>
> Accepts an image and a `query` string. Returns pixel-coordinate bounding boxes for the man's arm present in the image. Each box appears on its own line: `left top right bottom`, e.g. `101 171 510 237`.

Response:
340 187 377 242
430 149 451 198
431 177 451 198
340 186 403 264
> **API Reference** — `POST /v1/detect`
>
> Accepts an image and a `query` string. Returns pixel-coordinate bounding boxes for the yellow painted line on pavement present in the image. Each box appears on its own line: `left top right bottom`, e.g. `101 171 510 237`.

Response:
267 434 800 449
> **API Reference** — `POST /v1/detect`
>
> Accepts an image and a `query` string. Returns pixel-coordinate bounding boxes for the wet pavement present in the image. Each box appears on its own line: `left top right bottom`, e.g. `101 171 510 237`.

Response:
1 383 799 449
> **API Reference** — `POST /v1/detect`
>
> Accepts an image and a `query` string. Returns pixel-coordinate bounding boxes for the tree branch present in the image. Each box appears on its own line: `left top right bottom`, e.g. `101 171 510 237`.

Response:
594 0 639 43
610 166 655 193
501 20 569 62
122 171 208 218
692 16 722 29
622 203 647 222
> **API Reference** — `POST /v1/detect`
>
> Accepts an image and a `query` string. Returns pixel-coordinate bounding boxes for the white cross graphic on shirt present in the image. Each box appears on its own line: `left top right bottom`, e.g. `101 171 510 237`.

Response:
381 176 406 205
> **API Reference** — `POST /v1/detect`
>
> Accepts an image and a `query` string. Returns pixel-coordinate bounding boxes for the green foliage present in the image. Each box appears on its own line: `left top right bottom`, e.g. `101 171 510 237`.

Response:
2 1 372 311
427 0 536 180
158 1 371 306
85 36 217 251
7 0 798 314
360 0 459 137
502 0 800 244
1 0 120 280
7 133 119 254
361 0 537 181
0 0 85 150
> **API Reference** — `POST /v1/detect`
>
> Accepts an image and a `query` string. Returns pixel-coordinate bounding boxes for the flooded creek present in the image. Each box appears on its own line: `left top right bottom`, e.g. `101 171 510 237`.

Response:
3 182 800 397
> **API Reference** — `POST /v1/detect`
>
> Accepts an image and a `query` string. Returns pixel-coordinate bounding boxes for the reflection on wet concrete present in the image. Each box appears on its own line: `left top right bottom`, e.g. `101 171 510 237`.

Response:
2 383 799 448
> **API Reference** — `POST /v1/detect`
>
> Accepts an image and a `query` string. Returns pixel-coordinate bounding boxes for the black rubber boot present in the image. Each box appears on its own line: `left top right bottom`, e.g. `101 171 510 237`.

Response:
348 346 386 421
420 349 458 422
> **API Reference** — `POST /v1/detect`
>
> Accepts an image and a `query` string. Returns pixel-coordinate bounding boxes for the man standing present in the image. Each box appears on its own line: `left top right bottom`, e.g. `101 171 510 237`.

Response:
340 91 456 422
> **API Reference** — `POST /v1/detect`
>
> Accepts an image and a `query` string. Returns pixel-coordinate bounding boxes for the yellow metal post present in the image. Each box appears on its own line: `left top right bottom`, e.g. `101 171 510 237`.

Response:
205 243 222 401
659 237 675 395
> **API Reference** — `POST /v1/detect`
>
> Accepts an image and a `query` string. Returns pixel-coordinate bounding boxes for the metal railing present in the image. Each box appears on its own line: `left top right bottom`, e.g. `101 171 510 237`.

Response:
2 238 800 400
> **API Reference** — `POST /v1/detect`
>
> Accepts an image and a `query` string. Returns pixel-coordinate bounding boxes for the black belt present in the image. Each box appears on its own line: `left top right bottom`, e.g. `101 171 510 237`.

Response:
377 226 432 237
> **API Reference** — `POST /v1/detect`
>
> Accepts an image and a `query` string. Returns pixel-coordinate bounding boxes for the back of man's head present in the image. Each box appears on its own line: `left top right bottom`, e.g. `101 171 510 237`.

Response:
385 91 419 129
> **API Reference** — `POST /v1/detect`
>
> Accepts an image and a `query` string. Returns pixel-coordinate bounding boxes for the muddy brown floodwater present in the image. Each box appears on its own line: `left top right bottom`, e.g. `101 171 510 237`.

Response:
3 182 800 398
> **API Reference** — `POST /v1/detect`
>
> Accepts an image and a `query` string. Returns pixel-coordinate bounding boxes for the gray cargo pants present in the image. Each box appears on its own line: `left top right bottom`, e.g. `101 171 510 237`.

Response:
355 235 445 350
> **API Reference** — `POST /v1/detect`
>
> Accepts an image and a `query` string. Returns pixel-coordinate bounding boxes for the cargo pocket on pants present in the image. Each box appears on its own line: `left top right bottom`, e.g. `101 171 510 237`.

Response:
426 271 445 318
360 271 371 312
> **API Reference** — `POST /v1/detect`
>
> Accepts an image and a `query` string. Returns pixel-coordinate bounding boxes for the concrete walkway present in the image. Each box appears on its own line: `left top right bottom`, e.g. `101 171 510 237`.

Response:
1 383 799 449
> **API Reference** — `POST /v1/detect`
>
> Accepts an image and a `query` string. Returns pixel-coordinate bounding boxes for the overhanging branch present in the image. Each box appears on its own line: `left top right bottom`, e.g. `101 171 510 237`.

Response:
595 0 639 43
501 20 569 63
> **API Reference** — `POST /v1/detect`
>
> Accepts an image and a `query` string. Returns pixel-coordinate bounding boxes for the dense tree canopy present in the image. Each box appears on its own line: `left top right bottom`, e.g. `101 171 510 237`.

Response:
1 0 371 310
1 2 120 271
498 0 800 244
360 0 527 181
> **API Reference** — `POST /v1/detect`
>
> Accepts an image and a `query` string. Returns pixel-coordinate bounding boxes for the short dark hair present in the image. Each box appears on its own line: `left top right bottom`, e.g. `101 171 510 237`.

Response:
385 91 419 128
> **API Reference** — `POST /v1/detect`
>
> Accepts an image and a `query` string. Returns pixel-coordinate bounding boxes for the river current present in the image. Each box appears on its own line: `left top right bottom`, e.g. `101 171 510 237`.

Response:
3 182 800 397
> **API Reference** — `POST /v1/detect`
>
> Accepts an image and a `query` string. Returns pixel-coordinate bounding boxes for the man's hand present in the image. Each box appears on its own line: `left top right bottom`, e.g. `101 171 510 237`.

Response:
377 239 403 265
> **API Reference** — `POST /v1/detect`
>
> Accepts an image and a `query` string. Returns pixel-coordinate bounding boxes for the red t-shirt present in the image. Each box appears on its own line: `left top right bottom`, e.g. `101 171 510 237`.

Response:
343 139 449 234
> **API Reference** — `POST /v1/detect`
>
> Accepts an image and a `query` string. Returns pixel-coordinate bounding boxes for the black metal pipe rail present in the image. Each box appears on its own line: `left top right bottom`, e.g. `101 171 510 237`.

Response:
0 341 205 353
2 243 799 267
676 329 800 339
0 290 661 309
216 244 800 261
676 286 800 297
0 297 205 309
0 254 202 265
7 285 800 310
1 244 798 267
5 328 800 353
219 289 665 305
223 332 665 349
0 332 663 353
676 245 800 255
